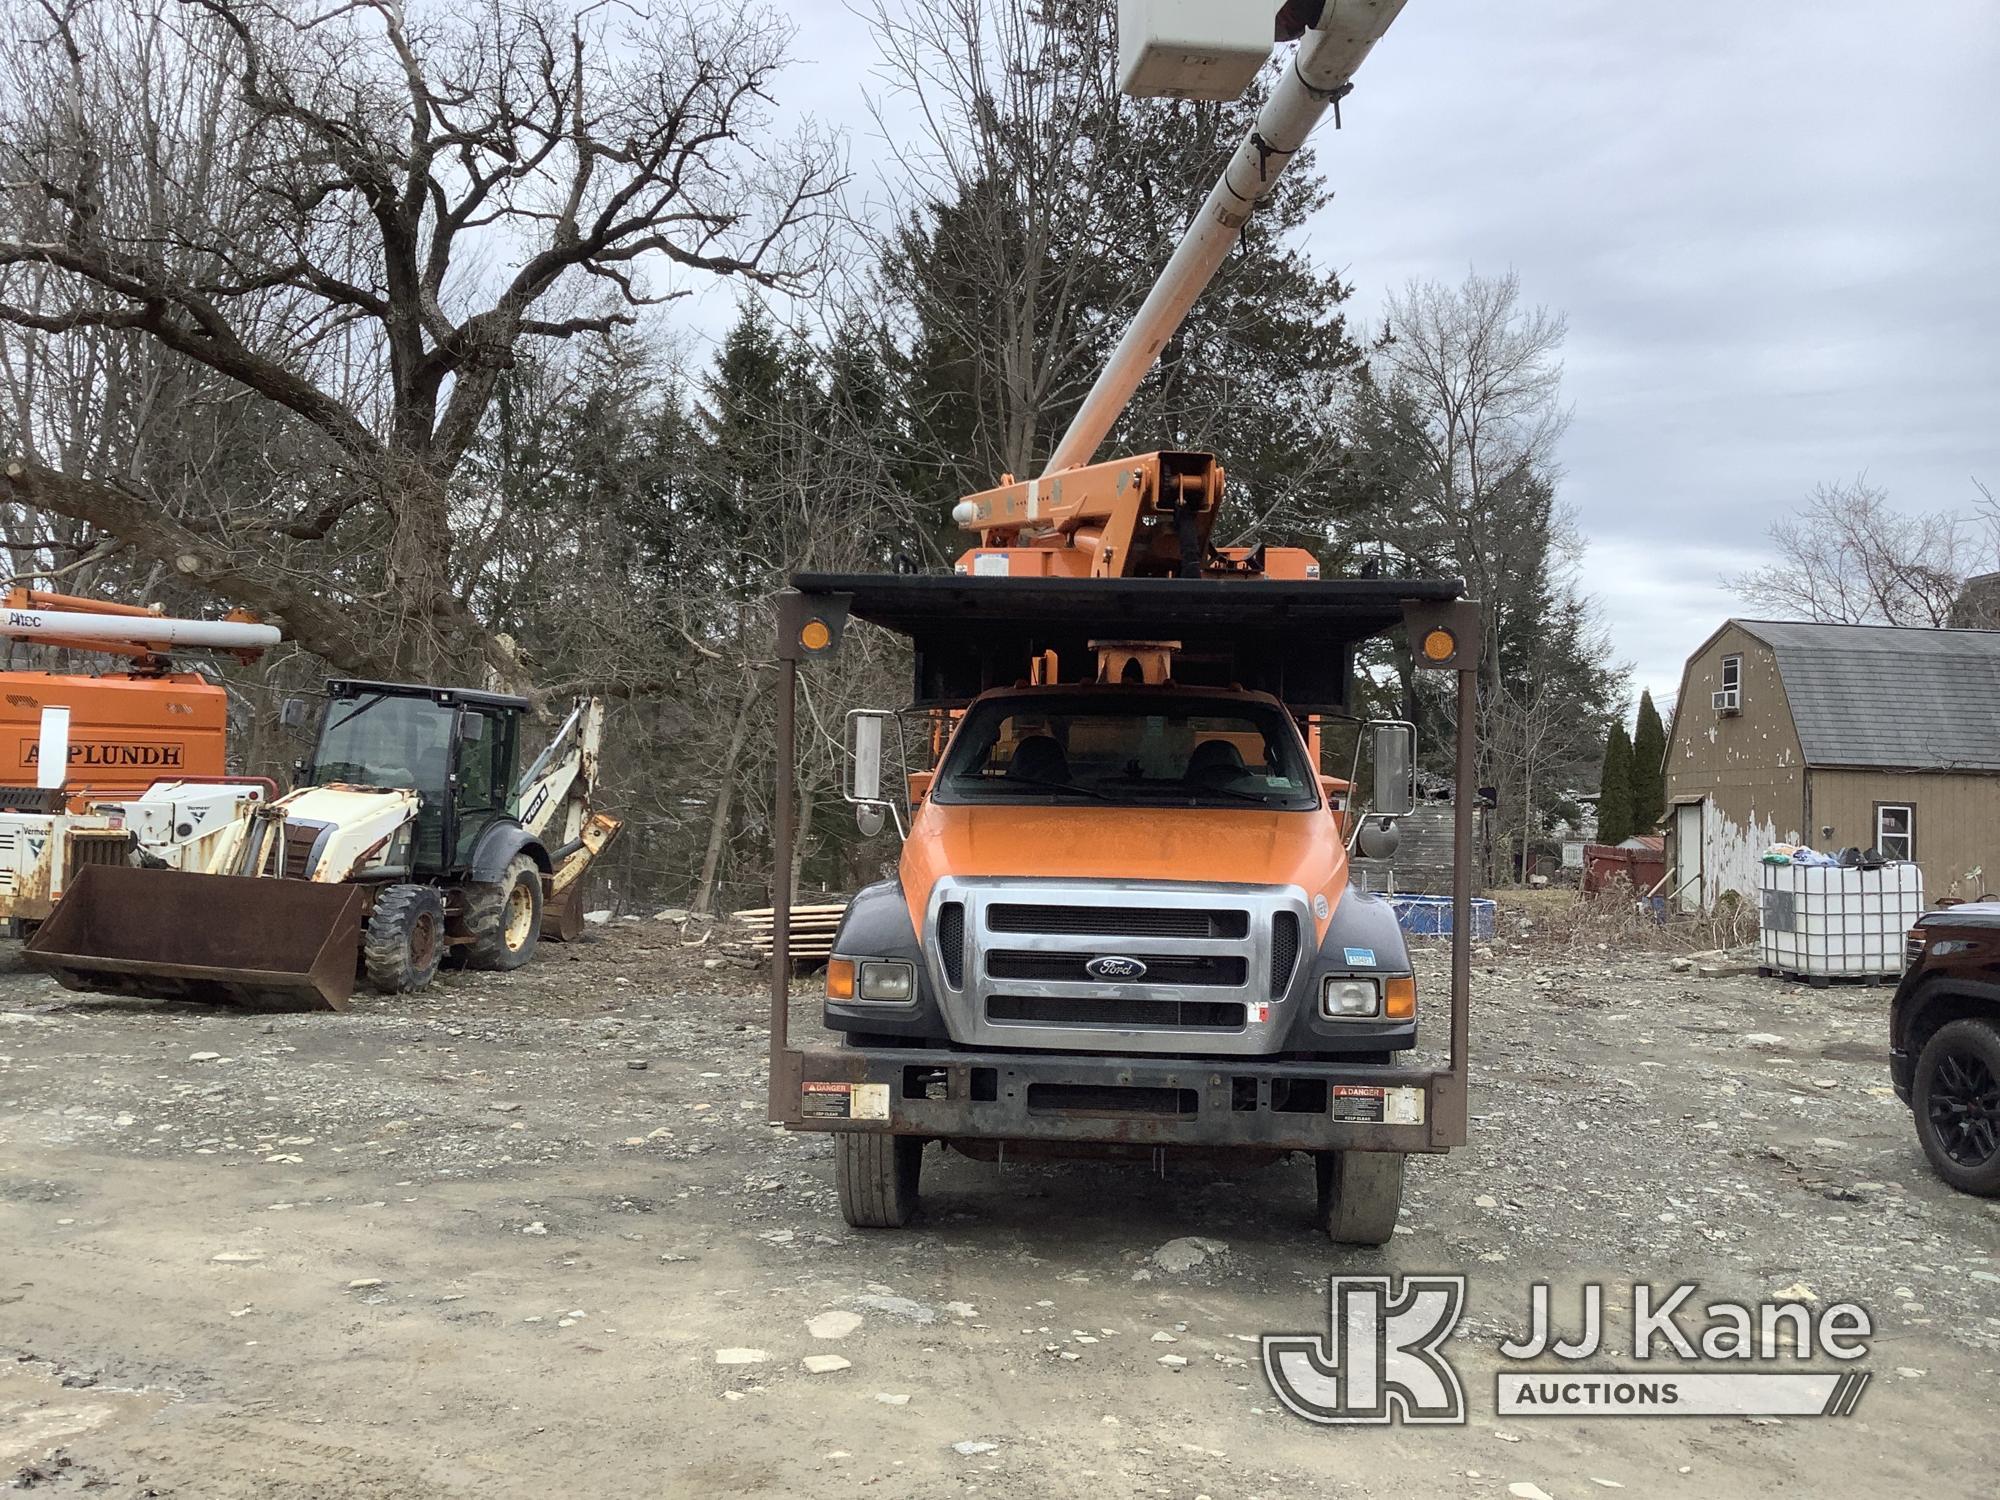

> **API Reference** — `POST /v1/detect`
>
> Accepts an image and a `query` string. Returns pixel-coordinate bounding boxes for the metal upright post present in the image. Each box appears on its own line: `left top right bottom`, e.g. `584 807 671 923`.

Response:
768 654 797 1116
1451 664 1476 1083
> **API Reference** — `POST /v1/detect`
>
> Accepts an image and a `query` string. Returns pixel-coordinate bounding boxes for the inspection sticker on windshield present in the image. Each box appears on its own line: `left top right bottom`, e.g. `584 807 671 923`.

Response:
1342 947 1376 966
800 1082 890 1121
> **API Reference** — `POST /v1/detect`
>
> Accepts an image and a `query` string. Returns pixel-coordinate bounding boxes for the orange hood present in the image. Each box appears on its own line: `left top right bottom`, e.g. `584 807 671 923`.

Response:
900 802 1349 939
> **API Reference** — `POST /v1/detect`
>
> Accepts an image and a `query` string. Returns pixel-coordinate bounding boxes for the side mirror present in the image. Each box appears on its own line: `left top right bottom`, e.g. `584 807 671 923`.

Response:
844 709 906 838
280 696 310 730
1371 722 1414 818
852 713 884 804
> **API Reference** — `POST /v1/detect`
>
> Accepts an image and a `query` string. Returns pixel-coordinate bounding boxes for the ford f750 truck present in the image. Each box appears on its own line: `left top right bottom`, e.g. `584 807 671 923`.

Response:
764 2 1469 1243
765 564 1476 1244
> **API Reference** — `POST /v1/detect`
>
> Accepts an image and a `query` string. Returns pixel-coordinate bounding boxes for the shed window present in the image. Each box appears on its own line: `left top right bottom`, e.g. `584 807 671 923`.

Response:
1875 804 1914 862
1720 655 1742 694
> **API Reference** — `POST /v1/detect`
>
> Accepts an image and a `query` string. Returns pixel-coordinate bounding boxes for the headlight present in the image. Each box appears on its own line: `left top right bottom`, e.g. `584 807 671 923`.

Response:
857 960 916 1003
1322 976 1380 1018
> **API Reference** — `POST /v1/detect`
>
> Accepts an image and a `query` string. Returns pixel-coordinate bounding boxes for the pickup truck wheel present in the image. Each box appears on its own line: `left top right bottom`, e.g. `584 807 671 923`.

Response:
462 854 543 971
1315 1150 1404 1245
835 1132 923 1228
363 885 445 995
1914 1017 2000 1196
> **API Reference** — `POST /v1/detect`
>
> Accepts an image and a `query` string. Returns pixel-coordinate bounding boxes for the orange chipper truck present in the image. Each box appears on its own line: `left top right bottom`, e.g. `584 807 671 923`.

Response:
766 1 1476 1244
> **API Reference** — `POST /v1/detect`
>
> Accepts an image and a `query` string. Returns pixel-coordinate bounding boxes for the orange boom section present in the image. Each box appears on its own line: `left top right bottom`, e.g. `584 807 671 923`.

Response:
0 672 229 796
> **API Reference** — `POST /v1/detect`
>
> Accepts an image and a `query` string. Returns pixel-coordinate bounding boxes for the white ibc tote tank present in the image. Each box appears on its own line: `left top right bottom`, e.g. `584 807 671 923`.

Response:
1759 861 1927 981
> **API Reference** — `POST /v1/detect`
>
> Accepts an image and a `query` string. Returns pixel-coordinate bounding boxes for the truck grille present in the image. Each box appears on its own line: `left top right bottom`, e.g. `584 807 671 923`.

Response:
931 879 1312 1056
988 995 1246 1029
986 951 1246 987
987 904 1249 940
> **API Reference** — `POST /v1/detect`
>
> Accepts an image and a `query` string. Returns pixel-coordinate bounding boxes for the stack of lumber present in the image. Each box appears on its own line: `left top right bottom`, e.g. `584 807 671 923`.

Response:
731 902 847 966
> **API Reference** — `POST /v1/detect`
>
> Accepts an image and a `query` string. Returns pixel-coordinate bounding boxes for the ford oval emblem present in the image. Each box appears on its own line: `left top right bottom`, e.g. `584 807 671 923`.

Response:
1085 955 1148 981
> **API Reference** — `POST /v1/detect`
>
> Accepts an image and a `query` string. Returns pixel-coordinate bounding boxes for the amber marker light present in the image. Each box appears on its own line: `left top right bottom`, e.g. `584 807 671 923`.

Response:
800 618 832 652
1421 628 1457 664
1384 977 1417 1019
825 958 856 1000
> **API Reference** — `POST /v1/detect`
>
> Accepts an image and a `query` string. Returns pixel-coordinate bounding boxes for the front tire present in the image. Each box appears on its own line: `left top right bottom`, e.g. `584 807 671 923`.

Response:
364 884 445 994
1315 1150 1405 1245
835 1132 923 1228
1913 1017 2000 1196
462 853 543 971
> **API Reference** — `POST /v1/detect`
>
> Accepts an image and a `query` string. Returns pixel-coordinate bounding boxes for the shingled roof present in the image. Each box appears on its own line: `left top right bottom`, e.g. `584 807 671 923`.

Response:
1734 619 2000 772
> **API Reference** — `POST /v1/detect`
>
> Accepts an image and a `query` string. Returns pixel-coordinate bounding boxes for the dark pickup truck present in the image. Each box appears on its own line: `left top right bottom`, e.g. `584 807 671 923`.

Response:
1892 904 2000 1195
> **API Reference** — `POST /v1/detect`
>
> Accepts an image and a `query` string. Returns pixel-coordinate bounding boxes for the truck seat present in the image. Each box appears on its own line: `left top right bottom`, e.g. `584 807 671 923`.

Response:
1009 734 1070 784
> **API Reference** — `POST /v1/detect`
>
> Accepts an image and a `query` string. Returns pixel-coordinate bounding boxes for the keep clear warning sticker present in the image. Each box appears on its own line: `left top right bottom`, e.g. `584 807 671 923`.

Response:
1332 1086 1426 1126
800 1082 891 1121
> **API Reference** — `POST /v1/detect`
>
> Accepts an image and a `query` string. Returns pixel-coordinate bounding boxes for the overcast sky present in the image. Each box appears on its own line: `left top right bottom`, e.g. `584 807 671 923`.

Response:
690 1 2000 709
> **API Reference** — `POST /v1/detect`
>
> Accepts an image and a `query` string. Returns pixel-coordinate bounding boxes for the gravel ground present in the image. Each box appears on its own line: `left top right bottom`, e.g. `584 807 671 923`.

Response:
1 920 1995 1498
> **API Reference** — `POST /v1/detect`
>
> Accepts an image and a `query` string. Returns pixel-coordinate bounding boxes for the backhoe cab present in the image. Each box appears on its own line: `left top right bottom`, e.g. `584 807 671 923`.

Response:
301 680 534 884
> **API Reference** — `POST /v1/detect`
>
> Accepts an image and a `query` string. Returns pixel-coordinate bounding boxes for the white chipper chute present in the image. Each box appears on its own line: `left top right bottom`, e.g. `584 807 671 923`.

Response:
1050 0 1410 476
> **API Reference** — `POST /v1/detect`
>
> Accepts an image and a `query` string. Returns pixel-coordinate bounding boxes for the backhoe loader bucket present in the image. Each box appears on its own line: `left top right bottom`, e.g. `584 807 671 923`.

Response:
25 864 366 1012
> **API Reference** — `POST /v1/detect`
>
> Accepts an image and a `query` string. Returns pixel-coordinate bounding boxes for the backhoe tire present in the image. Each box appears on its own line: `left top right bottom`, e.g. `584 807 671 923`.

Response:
364 884 446 995
1315 1150 1405 1246
835 1132 923 1228
461 854 543 971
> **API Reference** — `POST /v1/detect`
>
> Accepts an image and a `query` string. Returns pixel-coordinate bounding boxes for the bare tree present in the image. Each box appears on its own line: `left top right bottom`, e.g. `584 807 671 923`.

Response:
1727 477 1988 628
1368 270 1572 682
0 0 839 688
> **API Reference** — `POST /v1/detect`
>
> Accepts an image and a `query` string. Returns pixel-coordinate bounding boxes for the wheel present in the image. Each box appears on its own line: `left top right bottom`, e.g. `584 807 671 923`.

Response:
1913 1017 2000 1195
461 854 543 971
835 1132 923 1228
1315 1150 1405 1245
364 884 446 994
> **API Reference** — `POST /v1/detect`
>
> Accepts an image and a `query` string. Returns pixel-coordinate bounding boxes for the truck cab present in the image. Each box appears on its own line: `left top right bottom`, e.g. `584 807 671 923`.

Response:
828 682 1416 1063
767 570 1478 1245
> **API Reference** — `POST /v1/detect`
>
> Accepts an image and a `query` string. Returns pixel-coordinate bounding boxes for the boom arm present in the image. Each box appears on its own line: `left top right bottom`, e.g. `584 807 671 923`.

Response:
2 587 278 661
1043 0 1409 476
517 698 623 931
518 698 604 846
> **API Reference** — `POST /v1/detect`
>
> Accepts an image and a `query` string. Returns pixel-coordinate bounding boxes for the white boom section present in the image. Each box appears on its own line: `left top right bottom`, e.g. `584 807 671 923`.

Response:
517 698 605 847
1043 0 1409 476
1 606 281 650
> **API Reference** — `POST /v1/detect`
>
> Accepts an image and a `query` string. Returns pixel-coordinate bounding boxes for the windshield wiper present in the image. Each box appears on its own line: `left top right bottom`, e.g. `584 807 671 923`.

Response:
324 695 388 735
992 780 1120 804
1180 783 1302 806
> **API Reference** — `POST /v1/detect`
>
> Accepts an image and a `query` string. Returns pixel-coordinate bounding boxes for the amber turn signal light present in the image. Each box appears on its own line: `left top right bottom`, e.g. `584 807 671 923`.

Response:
825 957 856 1001
1420 628 1457 663
1384 976 1416 1019
800 618 832 652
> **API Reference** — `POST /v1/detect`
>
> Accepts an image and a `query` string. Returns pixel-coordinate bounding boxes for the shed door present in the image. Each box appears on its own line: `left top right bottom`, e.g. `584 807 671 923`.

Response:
1673 801 1705 914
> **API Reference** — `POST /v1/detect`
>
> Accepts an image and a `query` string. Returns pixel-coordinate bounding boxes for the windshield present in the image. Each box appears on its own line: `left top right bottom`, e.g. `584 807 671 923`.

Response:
933 694 1319 810
310 693 454 800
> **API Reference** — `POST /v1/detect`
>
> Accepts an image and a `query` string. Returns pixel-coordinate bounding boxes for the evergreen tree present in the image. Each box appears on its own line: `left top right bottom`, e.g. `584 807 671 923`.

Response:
1596 723 1635 847
1630 690 1668 832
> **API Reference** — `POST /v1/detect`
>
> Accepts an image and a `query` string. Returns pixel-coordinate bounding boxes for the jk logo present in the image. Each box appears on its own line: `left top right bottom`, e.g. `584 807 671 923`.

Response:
1262 1275 1468 1425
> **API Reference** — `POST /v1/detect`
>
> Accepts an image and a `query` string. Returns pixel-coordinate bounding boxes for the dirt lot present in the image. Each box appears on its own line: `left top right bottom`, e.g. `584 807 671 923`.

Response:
2 919 1996 1499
